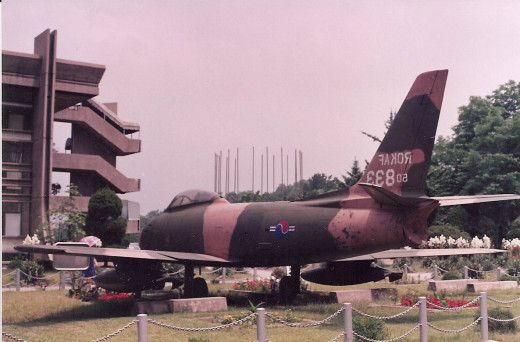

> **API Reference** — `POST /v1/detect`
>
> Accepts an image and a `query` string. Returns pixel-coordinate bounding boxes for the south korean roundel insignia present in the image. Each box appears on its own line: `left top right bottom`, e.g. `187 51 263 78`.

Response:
269 220 295 239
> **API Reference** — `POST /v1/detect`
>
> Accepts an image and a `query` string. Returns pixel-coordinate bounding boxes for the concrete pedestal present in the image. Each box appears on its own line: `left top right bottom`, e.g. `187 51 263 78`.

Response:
467 281 518 292
427 279 478 292
330 288 393 303
133 297 228 314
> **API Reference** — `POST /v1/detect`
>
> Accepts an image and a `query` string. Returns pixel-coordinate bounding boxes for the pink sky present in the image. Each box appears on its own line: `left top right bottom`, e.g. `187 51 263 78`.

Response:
3 1 520 214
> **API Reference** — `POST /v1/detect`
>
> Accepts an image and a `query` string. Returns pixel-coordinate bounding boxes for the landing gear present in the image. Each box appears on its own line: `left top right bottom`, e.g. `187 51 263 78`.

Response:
183 264 208 298
279 265 301 304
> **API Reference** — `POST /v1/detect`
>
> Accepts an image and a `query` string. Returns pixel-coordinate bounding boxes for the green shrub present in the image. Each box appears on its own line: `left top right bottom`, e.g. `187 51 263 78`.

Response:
7 255 25 270
18 260 44 284
500 274 520 284
442 271 461 280
353 315 388 341
476 307 517 333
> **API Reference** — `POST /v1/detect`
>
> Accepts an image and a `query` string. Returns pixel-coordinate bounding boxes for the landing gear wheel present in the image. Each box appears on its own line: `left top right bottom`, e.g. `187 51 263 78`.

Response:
279 276 297 304
192 277 209 298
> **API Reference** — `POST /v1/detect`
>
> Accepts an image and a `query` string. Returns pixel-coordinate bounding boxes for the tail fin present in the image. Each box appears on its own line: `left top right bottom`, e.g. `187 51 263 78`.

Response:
355 70 448 197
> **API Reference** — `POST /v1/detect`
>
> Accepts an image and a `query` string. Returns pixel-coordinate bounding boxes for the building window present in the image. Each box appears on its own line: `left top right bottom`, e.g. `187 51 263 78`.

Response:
2 141 32 164
2 203 22 237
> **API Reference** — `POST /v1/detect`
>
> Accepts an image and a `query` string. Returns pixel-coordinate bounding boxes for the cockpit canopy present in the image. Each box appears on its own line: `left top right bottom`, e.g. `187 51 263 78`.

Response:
166 189 222 210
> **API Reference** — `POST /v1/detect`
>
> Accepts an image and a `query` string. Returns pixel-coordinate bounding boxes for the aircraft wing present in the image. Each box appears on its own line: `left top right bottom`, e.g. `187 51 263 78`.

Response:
339 248 506 261
433 194 520 206
14 244 232 265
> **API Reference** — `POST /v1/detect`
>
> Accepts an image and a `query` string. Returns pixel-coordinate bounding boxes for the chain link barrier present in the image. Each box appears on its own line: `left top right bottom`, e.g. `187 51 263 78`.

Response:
353 324 420 342
2 331 31 342
352 302 418 320
266 306 345 328
148 312 257 332
488 315 520 323
3 292 519 341
503 271 520 278
90 320 138 342
488 295 520 304
466 266 496 274
427 317 482 334
18 269 60 280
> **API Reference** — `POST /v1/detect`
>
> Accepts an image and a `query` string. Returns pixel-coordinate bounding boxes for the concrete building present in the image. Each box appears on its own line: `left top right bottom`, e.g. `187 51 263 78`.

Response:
2 29 141 253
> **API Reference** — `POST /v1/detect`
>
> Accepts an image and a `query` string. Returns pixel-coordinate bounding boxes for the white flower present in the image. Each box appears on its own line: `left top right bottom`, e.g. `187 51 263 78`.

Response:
447 237 457 248
22 234 40 245
471 236 484 248
456 237 469 248
482 235 491 249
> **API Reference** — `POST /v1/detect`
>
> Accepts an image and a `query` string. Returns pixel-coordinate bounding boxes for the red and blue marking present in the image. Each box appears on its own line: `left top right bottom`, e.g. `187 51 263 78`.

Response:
269 220 296 239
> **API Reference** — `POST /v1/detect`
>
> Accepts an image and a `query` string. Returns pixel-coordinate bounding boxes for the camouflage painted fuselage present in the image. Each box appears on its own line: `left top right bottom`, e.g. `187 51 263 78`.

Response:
140 187 438 267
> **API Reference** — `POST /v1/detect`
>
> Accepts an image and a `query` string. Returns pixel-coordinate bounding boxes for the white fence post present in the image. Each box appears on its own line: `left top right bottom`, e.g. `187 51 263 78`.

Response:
480 292 488 341
59 271 65 290
403 264 408 280
463 266 468 279
343 303 353 342
222 267 226 284
419 296 428 342
16 268 20 292
256 308 266 342
496 268 501 281
138 314 148 342
433 264 439 280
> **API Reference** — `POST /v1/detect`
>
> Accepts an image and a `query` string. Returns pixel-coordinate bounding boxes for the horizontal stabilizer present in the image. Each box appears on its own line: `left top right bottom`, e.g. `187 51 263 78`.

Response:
357 183 435 208
341 248 505 261
433 194 520 206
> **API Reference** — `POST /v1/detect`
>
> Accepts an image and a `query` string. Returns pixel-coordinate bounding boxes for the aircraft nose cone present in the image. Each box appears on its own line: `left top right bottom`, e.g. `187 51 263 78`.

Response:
139 223 153 250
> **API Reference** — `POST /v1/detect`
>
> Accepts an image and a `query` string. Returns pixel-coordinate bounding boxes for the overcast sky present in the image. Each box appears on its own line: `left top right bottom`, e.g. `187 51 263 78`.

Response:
3 1 520 214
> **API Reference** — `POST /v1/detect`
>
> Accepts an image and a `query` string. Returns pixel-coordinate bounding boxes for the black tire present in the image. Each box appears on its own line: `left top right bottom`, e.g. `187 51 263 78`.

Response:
279 276 297 304
192 277 209 298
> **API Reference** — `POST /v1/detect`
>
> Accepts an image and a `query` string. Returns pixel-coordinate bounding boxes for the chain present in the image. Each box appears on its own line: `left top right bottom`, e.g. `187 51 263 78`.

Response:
2 332 30 342
148 312 257 332
266 307 345 328
435 265 449 273
489 315 520 323
488 295 520 304
352 303 418 320
202 267 222 274
503 271 520 278
90 320 137 342
353 324 420 342
328 332 346 342
2 281 16 287
3 270 18 277
426 296 480 311
18 270 60 280
427 317 482 334
466 267 496 274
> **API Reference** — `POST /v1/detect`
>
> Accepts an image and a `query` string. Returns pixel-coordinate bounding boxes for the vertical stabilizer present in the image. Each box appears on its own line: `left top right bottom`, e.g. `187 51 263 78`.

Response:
355 70 448 197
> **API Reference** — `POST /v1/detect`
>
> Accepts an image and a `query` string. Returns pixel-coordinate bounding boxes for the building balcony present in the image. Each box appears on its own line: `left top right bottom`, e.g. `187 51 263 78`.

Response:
55 105 141 155
53 153 140 194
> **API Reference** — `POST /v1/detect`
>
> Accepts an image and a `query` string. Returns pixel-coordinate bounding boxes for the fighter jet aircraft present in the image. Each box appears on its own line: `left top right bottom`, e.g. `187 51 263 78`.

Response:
16 70 520 299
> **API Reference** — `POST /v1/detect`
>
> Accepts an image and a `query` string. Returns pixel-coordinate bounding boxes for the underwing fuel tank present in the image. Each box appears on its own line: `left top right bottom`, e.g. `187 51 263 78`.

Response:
301 260 402 286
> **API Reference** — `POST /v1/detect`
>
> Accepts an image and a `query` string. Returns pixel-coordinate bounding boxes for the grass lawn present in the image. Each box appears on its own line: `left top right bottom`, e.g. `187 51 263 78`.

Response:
3 281 520 342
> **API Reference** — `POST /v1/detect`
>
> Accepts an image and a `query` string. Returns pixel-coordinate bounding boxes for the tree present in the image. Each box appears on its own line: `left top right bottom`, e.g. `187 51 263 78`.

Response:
427 80 520 244
140 210 162 229
85 187 128 247
38 184 86 244
340 158 364 189
361 110 396 143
